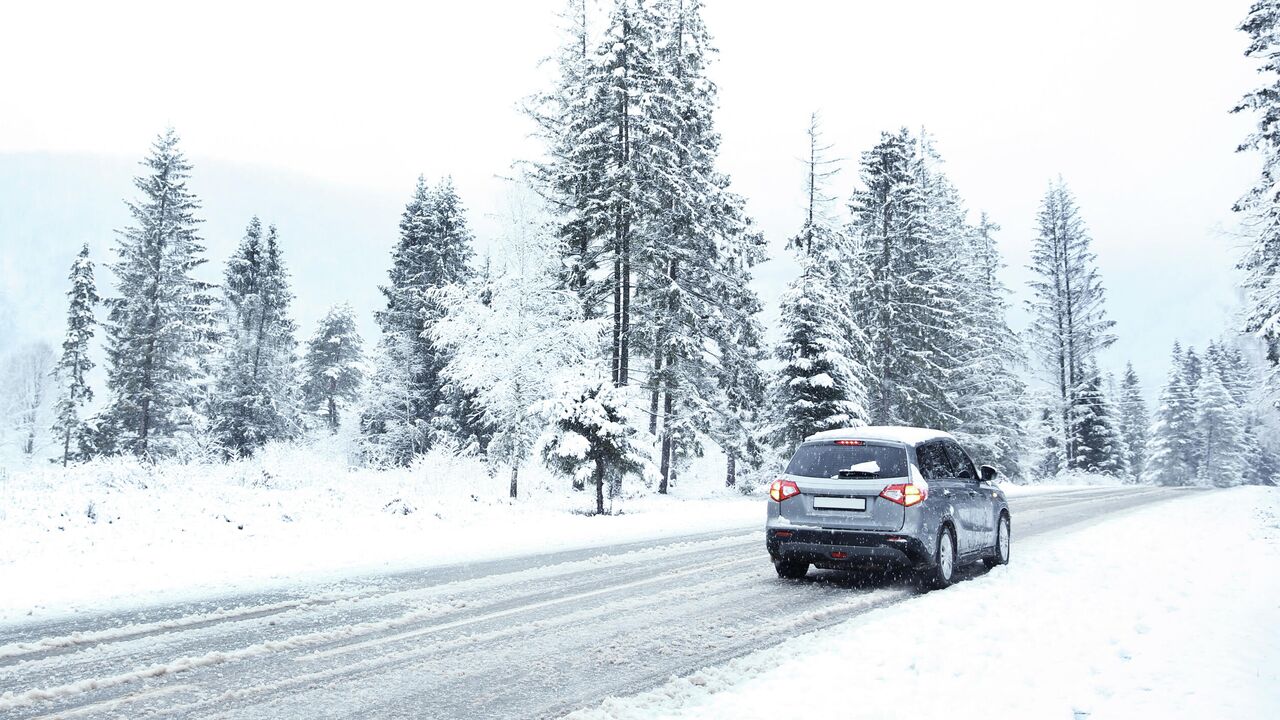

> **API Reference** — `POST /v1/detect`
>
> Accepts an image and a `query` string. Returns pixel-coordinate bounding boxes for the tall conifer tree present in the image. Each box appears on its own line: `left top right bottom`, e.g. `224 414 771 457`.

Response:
213 218 300 455
1026 179 1115 470
100 129 216 458
51 244 99 465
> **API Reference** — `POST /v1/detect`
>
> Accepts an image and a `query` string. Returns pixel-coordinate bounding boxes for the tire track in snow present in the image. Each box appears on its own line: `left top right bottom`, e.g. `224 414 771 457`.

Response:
0 488 1189 719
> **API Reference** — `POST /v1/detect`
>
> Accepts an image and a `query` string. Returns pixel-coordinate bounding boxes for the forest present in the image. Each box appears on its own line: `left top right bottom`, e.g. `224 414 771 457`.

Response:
4 0 1280 512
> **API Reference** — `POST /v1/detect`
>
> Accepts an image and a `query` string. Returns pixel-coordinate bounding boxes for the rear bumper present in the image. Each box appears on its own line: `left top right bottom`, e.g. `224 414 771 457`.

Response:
766 527 931 568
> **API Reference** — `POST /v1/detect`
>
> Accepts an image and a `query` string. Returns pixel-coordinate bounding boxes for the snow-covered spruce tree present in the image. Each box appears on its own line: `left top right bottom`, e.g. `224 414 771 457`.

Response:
528 0 765 492
638 0 766 493
940 205 1028 478
434 196 603 498
426 179 493 453
1234 1 1280 375
525 0 609 315
541 380 652 514
1144 343 1198 486
1177 347 1205 478
360 332 420 466
1025 178 1116 471
713 277 768 489
1210 339 1280 485
212 219 301 456
770 114 869 450
363 176 475 464
99 129 217 458
1195 368 1248 487
302 303 364 433
847 129 961 430
531 0 678 375
1073 367 1128 476
1117 362 1149 482
51 244 99 465
1030 402 1066 481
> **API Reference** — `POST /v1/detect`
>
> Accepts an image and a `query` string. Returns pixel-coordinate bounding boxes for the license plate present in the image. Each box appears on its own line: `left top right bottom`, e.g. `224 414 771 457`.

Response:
813 496 867 511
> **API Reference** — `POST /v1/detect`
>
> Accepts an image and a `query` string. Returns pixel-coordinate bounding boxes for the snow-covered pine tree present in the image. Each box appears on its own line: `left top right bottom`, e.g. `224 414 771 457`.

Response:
1144 343 1198 486
212 218 301 455
359 332 420 466
526 0 609 315
541 380 652 514
1025 178 1116 471
769 114 869 450
1234 1 1280 375
1030 402 1066 481
1196 368 1248 487
363 176 475 463
1117 362 1149 482
302 303 364 432
1073 367 1128 476
1178 347 1205 478
847 128 961 430
425 179 492 453
51 244 99 465
99 129 217 458
942 207 1028 478
849 128 962 427
713 277 768 489
636 0 767 493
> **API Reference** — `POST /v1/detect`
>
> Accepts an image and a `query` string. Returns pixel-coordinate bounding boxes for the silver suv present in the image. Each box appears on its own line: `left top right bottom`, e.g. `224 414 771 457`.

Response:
765 426 1011 589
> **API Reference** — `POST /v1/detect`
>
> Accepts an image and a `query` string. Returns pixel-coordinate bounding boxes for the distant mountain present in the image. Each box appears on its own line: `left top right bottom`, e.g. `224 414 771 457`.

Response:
0 152 406 348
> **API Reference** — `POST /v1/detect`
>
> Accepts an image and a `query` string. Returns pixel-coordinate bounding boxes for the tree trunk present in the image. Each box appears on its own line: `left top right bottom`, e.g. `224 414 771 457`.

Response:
611 254 622 385
509 465 519 499
658 387 675 494
648 351 663 435
594 458 605 515
726 454 736 488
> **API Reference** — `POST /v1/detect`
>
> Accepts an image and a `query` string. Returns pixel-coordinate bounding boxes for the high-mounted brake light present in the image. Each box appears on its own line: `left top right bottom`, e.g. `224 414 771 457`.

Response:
834 440 864 446
880 483 926 507
769 479 801 502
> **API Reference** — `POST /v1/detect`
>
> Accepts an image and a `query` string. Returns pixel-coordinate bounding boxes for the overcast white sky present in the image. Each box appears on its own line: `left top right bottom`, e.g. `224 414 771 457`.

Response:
0 0 1263 398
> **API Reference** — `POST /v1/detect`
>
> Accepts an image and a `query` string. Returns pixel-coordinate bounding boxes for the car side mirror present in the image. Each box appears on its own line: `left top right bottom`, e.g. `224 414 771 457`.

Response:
980 465 998 482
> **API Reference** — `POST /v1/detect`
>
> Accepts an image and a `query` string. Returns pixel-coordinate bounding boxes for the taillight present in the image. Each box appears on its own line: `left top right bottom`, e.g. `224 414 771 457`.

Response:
769 479 801 502
834 439 864 446
880 483 926 507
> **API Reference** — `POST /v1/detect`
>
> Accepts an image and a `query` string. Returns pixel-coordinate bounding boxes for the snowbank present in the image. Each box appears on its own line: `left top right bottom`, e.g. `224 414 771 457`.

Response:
0 444 761 625
573 486 1280 720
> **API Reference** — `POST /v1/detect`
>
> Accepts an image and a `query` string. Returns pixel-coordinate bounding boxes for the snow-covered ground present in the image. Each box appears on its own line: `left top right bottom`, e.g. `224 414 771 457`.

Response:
574 486 1280 720
0 438 1140 628
0 445 760 625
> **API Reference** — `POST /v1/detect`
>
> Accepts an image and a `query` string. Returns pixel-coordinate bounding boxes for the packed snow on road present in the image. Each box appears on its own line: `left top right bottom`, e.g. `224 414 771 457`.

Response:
574 486 1280 720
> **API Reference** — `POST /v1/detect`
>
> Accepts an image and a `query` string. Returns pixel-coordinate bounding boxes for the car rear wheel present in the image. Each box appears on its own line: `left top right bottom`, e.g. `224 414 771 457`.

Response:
917 525 956 590
773 559 809 579
983 513 1011 569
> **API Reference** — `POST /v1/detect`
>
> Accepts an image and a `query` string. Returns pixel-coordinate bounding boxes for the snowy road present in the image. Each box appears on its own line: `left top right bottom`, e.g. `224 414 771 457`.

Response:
0 486 1190 719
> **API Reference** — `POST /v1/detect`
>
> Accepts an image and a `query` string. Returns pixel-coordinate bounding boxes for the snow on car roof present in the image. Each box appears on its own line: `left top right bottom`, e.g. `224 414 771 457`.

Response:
804 425 954 445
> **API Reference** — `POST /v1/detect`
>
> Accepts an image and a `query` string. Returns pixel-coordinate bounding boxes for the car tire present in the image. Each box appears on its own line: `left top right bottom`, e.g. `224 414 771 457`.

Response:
983 513 1011 569
916 525 956 590
774 559 808 579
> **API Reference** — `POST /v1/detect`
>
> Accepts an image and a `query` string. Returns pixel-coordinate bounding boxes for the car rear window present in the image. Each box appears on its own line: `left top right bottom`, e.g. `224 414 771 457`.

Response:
784 443 909 480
